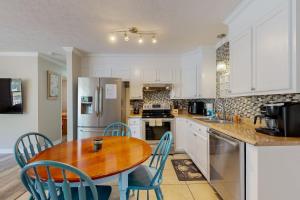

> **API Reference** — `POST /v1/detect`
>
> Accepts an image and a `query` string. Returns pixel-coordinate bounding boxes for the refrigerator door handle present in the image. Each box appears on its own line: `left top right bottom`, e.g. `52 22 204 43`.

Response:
99 86 103 116
95 87 99 117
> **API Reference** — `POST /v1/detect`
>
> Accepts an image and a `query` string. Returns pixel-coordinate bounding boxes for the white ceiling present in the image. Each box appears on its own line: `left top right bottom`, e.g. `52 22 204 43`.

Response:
0 0 240 54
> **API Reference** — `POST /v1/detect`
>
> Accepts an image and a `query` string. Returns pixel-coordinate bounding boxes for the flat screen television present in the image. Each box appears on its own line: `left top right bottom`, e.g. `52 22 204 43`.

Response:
0 78 23 114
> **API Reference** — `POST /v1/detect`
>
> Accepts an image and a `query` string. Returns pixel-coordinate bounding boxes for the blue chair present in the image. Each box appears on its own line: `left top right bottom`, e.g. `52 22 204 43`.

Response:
104 122 131 137
126 131 173 200
14 132 54 168
20 160 112 200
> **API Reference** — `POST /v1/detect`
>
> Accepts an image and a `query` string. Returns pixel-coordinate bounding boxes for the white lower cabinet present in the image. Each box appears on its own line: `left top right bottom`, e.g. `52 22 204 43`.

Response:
175 118 187 152
195 127 208 177
175 118 209 180
128 118 142 139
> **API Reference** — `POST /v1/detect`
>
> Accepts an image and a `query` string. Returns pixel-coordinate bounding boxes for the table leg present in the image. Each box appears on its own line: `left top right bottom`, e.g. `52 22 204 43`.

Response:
119 172 128 200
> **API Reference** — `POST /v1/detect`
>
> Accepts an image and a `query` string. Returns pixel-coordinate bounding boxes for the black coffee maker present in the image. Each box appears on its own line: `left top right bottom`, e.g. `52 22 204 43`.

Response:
188 101 205 115
254 102 300 137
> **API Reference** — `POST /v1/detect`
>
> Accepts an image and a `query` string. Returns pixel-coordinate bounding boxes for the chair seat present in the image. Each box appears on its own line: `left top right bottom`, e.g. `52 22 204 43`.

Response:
62 185 112 200
128 165 158 189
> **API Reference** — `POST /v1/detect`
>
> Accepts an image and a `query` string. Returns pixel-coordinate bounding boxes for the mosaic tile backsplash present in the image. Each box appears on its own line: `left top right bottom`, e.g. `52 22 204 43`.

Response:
215 94 300 118
143 90 172 105
216 42 230 98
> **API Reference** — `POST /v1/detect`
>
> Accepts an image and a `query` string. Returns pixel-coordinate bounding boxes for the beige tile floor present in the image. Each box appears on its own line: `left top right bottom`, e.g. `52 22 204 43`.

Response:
17 154 219 200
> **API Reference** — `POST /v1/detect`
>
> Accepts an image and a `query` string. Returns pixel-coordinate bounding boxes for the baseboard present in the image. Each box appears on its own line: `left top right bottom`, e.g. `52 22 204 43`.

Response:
53 139 62 145
0 149 13 154
0 139 62 154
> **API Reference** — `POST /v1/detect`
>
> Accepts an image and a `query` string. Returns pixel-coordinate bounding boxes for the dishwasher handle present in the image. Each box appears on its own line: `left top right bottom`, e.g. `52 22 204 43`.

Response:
209 129 239 147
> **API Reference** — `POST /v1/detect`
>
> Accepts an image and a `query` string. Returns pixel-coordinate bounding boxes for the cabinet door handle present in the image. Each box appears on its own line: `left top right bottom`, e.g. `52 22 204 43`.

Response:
251 88 256 91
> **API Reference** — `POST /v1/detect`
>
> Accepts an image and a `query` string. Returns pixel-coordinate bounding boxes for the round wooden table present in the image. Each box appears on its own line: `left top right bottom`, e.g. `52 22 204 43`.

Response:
29 136 152 200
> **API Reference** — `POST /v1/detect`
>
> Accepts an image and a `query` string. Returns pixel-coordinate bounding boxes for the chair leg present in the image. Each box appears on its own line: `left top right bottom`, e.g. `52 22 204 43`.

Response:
155 187 164 200
126 189 130 200
155 188 163 200
159 187 163 200
147 190 149 200
137 190 140 200
154 188 161 200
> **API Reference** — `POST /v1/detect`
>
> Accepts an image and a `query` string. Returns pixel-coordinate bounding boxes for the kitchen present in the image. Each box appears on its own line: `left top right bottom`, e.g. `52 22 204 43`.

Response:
79 0 300 199
1 0 300 200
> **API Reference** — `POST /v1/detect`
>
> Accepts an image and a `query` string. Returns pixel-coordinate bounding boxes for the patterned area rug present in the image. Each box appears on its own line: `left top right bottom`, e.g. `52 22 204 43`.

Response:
171 159 206 181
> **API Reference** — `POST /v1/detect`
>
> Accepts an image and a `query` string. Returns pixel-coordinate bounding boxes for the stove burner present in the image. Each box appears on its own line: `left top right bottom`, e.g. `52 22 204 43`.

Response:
142 109 174 118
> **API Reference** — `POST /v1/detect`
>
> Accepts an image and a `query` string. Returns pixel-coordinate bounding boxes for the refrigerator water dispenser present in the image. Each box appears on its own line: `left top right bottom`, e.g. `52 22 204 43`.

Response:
81 96 94 114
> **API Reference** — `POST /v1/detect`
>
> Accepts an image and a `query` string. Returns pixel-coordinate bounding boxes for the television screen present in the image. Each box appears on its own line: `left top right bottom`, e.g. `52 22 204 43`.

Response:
0 78 23 114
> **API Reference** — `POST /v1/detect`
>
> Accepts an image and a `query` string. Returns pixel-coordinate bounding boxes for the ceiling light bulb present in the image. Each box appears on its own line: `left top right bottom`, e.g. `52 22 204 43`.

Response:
109 34 116 42
138 35 143 44
124 32 129 42
152 36 157 44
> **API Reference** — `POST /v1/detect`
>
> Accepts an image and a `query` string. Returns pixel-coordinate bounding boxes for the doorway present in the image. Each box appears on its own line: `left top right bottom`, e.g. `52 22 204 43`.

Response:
61 78 67 142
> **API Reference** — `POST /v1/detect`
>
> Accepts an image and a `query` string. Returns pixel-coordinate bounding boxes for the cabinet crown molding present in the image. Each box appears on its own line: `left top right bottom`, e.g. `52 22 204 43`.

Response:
224 0 253 25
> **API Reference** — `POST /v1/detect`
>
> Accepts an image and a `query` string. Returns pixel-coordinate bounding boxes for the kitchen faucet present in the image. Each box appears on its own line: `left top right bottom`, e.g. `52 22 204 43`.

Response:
214 97 227 120
221 98 226 120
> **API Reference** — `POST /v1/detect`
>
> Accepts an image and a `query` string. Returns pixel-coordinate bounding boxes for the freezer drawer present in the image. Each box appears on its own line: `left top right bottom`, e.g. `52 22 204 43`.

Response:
77 127 105 140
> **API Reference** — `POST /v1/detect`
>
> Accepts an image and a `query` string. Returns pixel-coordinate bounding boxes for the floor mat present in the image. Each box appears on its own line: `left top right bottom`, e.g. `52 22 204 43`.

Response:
171 159 206 181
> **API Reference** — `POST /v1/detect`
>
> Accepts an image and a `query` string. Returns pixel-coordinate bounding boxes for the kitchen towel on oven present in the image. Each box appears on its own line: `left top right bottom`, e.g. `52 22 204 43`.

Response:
155 119 163 126
149 119 156 127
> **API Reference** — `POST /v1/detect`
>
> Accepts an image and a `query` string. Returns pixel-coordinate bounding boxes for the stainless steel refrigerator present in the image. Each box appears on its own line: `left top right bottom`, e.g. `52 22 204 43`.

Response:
77 77 125 139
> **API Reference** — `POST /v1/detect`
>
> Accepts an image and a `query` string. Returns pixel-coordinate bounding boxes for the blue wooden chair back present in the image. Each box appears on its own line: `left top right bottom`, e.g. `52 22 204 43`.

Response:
14 132 54 168
104 122 131 137
148 131 173 186
21 160 98 200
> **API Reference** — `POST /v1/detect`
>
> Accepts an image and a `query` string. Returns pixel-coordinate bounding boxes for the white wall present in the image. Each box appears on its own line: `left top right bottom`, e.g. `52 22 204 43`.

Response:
65 48 81 140
0 53 39 152
37 55 66 143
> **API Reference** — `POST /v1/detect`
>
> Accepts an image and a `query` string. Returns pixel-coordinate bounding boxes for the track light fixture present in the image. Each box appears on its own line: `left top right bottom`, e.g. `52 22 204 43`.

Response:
109 27 158 44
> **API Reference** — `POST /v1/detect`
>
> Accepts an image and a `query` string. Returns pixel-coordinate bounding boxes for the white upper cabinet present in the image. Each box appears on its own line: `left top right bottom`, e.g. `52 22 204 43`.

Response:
170 67 182 99
81 52 216 98
181 64 197 98
143 67 173 83
226 0 299 96
111 66 130 81
197 48 216 98
158 67 173 83
143 68 157 83
253 1 291 92
229 29 253 95
129 67 143 99
181 48 216 99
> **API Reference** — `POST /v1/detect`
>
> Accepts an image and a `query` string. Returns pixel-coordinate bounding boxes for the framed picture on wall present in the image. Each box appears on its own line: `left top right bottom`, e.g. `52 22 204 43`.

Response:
47 71 60 100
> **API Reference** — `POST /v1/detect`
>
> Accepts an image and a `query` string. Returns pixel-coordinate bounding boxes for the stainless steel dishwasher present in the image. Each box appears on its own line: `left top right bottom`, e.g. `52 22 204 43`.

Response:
208 129 245 200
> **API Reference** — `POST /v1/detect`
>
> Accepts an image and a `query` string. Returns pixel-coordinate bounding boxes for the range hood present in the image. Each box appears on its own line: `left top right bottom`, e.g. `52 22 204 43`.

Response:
143 83 173 91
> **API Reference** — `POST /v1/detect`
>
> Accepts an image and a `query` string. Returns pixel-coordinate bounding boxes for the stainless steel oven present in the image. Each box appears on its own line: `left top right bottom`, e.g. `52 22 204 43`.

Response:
209 128 245 200
142 118 175 152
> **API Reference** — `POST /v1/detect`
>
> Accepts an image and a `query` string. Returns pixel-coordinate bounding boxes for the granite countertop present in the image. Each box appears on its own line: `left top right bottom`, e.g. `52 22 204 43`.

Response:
178 113 300 146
